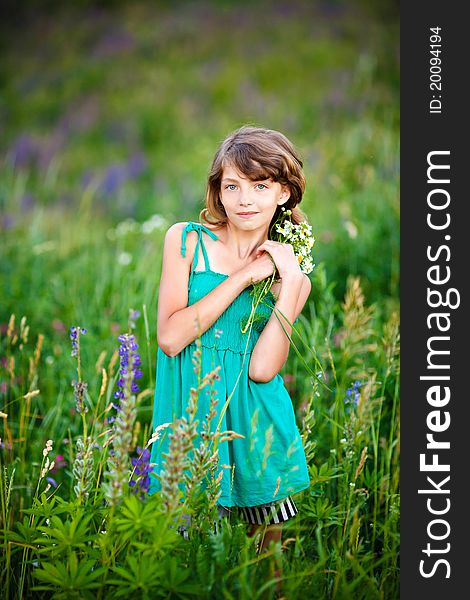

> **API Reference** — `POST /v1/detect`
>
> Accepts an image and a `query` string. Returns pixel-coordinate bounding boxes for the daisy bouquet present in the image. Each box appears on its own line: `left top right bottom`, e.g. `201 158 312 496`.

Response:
241 206 315 334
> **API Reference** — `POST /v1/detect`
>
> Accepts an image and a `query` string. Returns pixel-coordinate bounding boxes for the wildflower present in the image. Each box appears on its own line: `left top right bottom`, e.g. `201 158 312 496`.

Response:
50 454 67 473
73 436 94 500
344 380 362 406
46 476 58 488
113 333 143 406
43 439 53 457
242 208 315 333
52 319 66 333
128 308 140 330
103 329 143 506
69 326 87 357
21 194 35 211
274 209 316 275
41 458 55 479
127 152 147 178
100 164 128 196
129 446 152 497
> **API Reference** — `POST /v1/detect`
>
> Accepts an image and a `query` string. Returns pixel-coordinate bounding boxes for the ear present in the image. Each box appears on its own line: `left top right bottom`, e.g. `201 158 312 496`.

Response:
277 186 291 206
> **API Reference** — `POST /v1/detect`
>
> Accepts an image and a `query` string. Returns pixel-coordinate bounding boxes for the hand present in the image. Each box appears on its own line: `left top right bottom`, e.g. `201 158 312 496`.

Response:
238 252 275 285
254 240 302 280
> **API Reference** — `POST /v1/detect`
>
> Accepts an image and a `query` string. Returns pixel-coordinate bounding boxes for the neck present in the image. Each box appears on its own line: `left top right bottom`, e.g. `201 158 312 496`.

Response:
224 221 269 260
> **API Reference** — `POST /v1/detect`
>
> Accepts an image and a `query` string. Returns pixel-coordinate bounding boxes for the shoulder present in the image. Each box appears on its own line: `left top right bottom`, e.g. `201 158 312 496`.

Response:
163 221 194 247
161 223 191 262
163 222 205 262
164 220 224 247
164 221 188 240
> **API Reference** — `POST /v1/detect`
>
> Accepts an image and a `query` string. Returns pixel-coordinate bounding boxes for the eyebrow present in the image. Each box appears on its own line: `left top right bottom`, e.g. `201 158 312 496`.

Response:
221 177 270 183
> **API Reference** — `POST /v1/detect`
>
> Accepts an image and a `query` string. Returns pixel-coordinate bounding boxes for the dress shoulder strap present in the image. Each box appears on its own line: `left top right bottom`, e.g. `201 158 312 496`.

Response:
181 222 218 288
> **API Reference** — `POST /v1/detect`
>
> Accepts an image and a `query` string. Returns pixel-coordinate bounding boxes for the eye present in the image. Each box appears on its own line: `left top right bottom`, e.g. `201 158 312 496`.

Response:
255 183 268 190
225 184 237 191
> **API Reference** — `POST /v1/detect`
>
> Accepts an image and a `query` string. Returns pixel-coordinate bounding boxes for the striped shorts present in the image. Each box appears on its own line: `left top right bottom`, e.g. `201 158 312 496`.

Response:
218 495 298 526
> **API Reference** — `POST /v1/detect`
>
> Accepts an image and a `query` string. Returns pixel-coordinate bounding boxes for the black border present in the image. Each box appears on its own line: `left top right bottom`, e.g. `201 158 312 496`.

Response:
401 3 467 596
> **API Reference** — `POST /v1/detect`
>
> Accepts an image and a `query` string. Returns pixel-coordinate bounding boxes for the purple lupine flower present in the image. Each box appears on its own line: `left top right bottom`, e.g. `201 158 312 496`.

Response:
100 164 128 196
93 29 135 59
9 134 37 168
103 324 144 506
113 333 143 406
127 153 147 178
344 380 362 406
46 476 58 488
0 214 15 230
69 326 87 357
20 194 35 211
129 446 152 497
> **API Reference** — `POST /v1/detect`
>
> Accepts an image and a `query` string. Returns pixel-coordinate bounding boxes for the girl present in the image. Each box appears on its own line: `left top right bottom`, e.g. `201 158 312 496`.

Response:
148 125 311 557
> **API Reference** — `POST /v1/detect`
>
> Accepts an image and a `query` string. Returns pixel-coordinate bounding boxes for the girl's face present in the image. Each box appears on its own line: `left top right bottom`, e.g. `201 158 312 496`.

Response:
219 164 289 230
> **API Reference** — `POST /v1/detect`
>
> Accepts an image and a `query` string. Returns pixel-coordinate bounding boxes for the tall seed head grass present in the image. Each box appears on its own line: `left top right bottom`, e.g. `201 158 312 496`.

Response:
382 311 400 378
159 340 222 513
340 276 377 380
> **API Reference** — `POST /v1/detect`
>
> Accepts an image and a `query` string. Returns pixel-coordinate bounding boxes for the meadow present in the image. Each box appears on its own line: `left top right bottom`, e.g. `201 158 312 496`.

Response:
0 1 399 598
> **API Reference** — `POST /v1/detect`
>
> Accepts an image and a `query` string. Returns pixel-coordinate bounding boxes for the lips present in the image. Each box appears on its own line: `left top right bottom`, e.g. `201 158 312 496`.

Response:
237 212 258 216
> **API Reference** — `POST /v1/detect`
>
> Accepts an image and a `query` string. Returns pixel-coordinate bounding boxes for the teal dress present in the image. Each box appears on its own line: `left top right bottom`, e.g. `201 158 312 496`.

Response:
148 221 310 507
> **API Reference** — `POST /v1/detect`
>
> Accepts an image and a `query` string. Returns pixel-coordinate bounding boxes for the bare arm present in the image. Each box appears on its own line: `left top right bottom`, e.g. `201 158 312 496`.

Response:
157 222 275 357
248 273 311 382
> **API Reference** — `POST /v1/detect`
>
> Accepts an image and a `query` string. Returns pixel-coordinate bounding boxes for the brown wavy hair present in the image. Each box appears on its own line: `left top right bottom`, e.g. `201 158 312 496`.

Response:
200 125 307 234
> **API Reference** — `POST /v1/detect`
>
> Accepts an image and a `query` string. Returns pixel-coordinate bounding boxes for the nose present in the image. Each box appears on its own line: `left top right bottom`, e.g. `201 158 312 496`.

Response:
239 190 253 207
